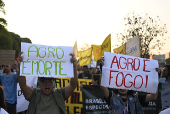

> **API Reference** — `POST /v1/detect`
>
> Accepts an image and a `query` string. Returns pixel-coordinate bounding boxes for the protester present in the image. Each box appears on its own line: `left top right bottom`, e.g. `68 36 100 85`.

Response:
78 65 92 79
0 65 17 114
100 58 159 114
157 65 170 111
16 52 77 114
0 86 8 114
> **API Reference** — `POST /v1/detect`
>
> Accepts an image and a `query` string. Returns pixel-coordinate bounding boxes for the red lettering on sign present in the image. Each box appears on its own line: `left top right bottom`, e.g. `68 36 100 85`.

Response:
134 58 140 71
143 59 151 72
119 56 127 69
109 70 119 85
124 74 133 88
110 56 119 69
127 58 134 70
116 72 124 87
134 75 143 89
145 75 148 88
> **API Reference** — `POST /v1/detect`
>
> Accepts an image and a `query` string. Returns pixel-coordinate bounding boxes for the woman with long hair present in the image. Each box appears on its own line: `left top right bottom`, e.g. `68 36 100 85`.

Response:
0 86 8 114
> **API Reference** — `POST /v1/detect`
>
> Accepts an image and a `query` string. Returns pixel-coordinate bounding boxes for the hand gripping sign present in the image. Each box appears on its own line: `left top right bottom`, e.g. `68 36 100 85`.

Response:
101 52 159 93
20 42 74 78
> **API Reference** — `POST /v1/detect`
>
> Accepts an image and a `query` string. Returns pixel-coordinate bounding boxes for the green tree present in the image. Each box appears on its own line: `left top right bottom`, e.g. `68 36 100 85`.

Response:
165 58 170 65
21 37 32 43
0 0 7 27
114 12 168 58
10 32 21 57
0 28 13 50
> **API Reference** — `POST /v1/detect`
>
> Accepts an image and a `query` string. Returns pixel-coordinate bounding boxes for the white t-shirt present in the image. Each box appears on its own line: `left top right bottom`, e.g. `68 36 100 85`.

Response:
159 108 170 114
0 108 8 114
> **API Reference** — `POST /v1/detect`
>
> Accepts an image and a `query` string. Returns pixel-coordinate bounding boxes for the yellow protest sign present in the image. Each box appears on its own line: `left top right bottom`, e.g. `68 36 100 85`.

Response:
113 43 126 54
78 48 92 66
91 45 102 61
55 78 92 114
101 34 111 55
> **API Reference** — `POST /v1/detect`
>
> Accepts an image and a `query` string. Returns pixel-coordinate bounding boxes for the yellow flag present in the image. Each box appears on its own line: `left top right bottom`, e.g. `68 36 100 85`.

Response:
91 45 102 61
78 48 92 66
101 34 111 55
113 43 126 54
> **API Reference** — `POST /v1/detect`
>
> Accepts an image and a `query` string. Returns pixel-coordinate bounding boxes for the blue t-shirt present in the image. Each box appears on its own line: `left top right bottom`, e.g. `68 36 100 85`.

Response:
0 73 17 104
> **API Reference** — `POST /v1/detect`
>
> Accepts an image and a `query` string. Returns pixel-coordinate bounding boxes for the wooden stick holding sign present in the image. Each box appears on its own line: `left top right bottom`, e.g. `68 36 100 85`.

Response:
20 42 74 78
101 52 159 93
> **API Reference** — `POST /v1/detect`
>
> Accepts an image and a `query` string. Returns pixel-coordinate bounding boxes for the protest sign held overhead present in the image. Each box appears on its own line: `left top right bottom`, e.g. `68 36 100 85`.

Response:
78 48 92 66
113 36 140 57
0 50 15 65
91 34 111 61
20 42 74 78
101 52 159 93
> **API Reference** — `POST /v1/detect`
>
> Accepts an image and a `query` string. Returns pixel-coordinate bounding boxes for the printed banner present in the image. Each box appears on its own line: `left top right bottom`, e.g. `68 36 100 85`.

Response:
126 36 140 57
0 50 15 65
113 36 140 57
78 48 92 66
55 78 92 114
17 76 38 112
20 42 73 78
101 34 111 56
113 43 126 55
101 52 159 93
91 34 111 62
91 45 102 61
82 85 109 114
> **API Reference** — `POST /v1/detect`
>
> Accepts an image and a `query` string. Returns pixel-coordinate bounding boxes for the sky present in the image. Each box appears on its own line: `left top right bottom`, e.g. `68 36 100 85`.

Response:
2 0 170 54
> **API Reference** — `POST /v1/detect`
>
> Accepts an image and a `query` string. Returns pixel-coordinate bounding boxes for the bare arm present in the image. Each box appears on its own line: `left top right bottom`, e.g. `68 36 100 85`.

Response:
145 68 160 102
17 52 33 100
145 87 158 103
65 54 78 99
100 86 109 99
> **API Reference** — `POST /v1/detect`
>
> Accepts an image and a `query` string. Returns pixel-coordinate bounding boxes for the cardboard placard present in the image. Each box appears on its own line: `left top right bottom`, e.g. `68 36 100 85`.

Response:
0 50 15 65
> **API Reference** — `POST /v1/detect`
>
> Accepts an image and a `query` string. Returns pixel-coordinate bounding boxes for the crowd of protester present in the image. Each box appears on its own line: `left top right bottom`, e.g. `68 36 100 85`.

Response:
0 51 170 114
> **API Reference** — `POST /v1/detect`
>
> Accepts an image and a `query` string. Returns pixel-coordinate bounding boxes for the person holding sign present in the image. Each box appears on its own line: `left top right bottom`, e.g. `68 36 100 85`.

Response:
16 52 77 114
100 56 159 114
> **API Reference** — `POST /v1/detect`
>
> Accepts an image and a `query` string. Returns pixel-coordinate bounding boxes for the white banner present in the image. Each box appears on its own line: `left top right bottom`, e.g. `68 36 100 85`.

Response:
101 52 159 93
20 42 73 78
17 76 38 112
126 36 140 57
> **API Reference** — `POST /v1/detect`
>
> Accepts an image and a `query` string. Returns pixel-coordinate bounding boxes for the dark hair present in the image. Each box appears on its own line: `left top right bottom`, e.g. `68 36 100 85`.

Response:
0 86 6 110
164 65 170 76
39 77 54 82
92 74 101 85
83 65 88 69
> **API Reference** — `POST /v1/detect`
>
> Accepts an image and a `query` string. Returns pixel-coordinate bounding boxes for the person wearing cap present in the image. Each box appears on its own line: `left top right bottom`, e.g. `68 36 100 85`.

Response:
16 52 77 114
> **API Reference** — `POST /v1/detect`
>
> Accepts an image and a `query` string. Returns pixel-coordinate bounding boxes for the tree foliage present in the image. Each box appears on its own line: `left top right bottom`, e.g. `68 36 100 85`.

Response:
21 37 32 43
0 0 7 26
114 12 168 58
0 26 13 50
